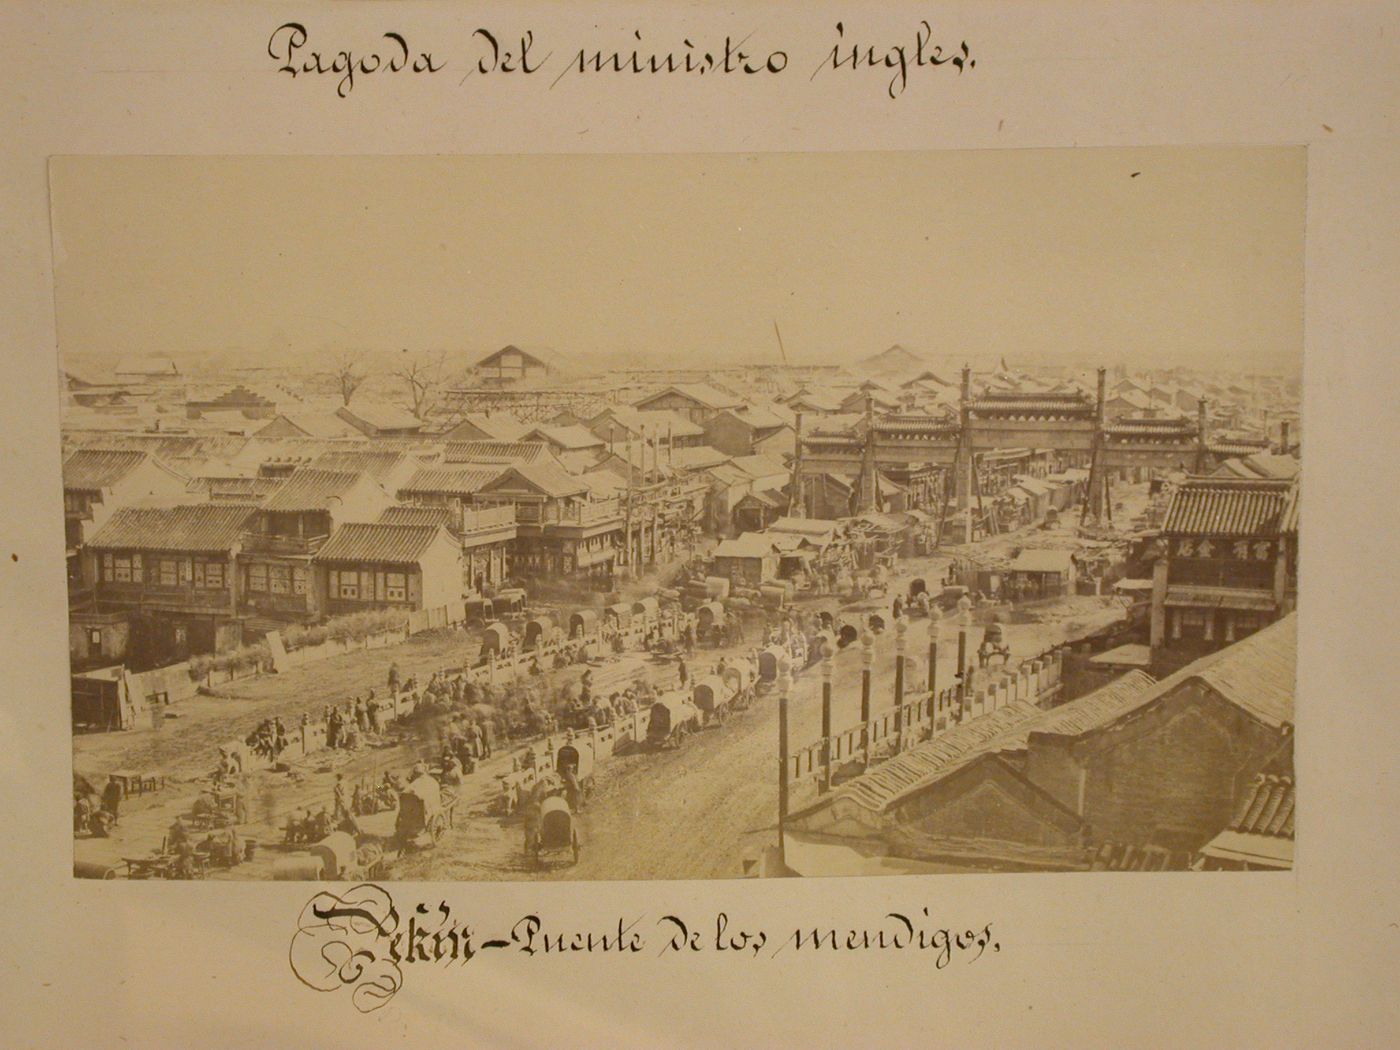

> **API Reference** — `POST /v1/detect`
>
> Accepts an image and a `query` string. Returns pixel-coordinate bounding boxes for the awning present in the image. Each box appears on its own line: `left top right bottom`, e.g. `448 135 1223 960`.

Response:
574 547 617 568
1163 587 1277 611
1197 830 1293 868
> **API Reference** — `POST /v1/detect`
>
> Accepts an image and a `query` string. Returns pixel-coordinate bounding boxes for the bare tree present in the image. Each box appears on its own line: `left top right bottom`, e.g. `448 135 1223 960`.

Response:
325 349 369 406
393 349 448 419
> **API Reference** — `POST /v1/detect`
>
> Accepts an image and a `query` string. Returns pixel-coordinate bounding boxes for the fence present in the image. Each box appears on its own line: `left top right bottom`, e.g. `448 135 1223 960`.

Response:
786 647 1065 785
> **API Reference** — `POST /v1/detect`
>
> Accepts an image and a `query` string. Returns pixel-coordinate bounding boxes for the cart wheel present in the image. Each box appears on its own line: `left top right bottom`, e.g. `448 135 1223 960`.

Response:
429 814 446 843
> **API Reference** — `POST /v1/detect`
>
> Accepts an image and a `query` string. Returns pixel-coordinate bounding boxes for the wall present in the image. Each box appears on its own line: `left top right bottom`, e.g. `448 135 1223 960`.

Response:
1073 685 1281 849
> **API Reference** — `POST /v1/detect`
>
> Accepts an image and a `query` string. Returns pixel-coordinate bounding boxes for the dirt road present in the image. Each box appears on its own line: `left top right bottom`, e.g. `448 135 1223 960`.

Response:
396 579 1128 882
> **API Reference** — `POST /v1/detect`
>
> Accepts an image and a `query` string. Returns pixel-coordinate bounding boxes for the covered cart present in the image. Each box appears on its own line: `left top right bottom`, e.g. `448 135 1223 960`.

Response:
526 795 580 867
646 692 700 748
554 741 597 805
569 609 599 640
631 596 660 623
691 674 734 725
394 773 454 850
696 600 725 636
479 621 512 658
523 614 560 651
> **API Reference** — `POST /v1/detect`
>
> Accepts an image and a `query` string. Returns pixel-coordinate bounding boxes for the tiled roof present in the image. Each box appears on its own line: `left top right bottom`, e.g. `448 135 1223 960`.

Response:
443 440 560 466
262 468 364 513
314 522 445 564
310 449 409 480
338 401 423 431
439 413 530 442
1280 482 1300 534
378 505 457 529
62 448 151 490
732 454 789 479
970 392 1095 415
255 413 360 438
1024 670 1157 739
669 446 733 471
831 703 1045 814
483 462 588 499
1161 476 1292 536
524 424 605 449
590 406 705 439
634 383 742 411
1229 774 1295 838
398 467 501 497
88 504 256 552
1170 612 1296 728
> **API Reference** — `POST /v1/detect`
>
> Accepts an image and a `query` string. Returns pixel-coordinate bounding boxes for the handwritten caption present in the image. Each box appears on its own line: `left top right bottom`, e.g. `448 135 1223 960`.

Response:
266 21 976 100
289 884 1001 1012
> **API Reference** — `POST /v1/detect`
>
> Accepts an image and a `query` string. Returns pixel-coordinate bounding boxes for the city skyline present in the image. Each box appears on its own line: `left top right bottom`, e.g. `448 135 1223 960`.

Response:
50 148 1304 373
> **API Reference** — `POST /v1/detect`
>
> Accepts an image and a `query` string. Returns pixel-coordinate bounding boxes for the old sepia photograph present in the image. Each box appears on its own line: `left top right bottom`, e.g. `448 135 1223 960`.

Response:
57 148 1301 882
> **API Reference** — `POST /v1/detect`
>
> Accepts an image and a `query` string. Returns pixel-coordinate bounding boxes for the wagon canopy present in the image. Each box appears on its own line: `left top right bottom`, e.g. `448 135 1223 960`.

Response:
696 601 725 628
524 617 558 649
569 609 598 637
631 596 659 620
757 645 787 680
309 831 358 879
721 663 751 691
480 621 511 654
555 742 595 780
691 675 728 713
649 692 696 732
539 795 573 846
604 602 632 625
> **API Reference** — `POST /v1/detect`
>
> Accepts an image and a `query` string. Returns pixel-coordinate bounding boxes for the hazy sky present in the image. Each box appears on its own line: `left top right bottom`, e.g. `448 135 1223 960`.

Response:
49 148 1304 370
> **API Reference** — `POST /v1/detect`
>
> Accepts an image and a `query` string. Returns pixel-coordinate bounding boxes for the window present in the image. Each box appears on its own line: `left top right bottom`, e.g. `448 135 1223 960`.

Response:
203 561 223 589
89 628 102 647
292 566 307 595
193 561 204 588
130 553 142 584
160 560 177 586
114 555 131 582
101 553 113 582
385 572 407 601
179 559 192 585
248 564 267 591
337 570 359 599
269 564 290 595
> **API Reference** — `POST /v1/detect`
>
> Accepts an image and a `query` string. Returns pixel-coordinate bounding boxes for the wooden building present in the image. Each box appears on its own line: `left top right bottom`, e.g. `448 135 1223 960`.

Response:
1150 476 1298 652
313 522 463 616
83 503 256 667
237 468 393 630
784 615 1295 874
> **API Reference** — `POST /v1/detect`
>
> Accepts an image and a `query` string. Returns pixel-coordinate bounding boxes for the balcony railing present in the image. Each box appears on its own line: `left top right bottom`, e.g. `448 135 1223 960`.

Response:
240 531 327 556
460 505 516 533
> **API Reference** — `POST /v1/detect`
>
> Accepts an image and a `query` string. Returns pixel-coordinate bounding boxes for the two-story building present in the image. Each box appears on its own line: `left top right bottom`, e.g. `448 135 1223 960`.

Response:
632 383 742 426
313 522 464 616
474 464 624 580
1150 476 1298 653
62 448 189 601
238 468 394 632
83 503 256 668
378 503 517 595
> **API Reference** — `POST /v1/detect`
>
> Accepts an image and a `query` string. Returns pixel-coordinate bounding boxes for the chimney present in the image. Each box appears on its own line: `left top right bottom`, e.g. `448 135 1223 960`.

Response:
1095 367 1107 425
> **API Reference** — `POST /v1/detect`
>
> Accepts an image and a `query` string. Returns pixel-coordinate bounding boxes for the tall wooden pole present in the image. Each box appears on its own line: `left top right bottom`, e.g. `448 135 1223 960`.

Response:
820 644 833 793
860 630 873 762
927 615 940 720
777 668 791 868
894 616 907 752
